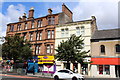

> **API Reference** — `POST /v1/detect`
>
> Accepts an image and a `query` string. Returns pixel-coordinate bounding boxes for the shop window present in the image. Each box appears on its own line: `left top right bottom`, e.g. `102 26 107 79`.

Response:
100 45 105 54
116 44 120 53
98 65 110 75
38 20 42 27
99 65 103 74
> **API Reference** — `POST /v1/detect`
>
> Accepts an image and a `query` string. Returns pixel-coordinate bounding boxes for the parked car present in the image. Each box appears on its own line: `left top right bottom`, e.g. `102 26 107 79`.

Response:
53 69 84 80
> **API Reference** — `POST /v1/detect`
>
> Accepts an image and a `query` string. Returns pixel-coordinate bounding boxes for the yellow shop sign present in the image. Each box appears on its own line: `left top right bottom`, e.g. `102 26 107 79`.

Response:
38 56 54 64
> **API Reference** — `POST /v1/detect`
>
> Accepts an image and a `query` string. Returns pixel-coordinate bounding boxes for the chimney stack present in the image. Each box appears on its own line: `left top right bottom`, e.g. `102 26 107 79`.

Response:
28 7 34 20
91 16 96 21
62 3 73 20
19 17 22 22
22 13 27 21
48 8 52 14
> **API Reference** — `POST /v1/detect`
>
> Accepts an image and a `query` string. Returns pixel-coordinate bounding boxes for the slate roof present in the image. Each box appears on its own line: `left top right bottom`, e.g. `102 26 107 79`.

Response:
91 28 120 40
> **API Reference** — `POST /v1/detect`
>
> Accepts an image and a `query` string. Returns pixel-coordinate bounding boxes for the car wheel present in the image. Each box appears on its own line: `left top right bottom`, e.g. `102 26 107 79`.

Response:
72 77 77 80
54 76 59 80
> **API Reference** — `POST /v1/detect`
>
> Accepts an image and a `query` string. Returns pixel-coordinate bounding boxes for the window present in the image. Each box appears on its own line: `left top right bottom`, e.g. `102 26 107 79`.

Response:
51 44 54 53
58 70 69 73
116 44 120 53
65 28 69 37
25 23 27 30
100 45 105 53
38 20 42 27
81 26 85 35
61 29 64 37
10 25 14 32
17 24 21 31
39 32 42 40
47 30 51 39
36 32 42 40
51 30 54 39
98 65 110 75
31 21 34 28
29 33 33 41
35 45 41 55
76 27 80 35
47 45 50 53
48 16 55 25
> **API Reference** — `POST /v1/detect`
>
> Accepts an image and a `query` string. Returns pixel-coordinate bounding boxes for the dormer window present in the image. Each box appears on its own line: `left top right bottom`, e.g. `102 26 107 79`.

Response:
48 16 55 25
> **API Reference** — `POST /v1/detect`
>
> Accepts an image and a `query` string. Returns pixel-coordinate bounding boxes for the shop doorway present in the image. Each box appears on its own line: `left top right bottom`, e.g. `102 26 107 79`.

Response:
64 63 70 69
115 65 120 78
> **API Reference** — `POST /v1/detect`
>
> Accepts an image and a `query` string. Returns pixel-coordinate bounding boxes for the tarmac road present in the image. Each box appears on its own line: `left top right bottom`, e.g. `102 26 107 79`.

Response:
1 74 120 80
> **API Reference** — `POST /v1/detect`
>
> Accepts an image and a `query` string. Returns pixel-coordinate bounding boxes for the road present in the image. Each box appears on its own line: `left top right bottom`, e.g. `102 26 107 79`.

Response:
0 74 120 80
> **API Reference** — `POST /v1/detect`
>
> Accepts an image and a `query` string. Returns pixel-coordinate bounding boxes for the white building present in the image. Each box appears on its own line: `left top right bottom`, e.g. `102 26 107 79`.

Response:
55 16 97 75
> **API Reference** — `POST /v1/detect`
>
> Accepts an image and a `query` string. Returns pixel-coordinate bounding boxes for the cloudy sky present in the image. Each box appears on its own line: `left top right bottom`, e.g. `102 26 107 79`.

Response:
0 0 119 37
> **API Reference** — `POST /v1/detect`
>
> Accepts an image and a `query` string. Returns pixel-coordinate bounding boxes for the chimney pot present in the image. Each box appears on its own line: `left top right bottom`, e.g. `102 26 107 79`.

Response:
19 17 22 22
28 7 34 20
48 8 52 14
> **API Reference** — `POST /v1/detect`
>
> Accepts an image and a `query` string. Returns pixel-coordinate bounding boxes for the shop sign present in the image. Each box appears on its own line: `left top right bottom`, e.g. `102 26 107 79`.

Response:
38 56 54 64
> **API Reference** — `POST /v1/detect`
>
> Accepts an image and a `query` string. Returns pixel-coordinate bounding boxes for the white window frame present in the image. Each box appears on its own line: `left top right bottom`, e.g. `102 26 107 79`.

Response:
51 30 54 39
47 30 51 39
81 26 85 35
47 45 50 53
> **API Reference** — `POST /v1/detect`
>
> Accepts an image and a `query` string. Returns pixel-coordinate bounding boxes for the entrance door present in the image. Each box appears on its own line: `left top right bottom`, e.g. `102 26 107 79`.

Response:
115 65 120 78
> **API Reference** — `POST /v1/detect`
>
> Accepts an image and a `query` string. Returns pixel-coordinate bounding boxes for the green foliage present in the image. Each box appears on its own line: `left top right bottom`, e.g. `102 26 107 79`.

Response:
2 35 32 62
55 34 88 64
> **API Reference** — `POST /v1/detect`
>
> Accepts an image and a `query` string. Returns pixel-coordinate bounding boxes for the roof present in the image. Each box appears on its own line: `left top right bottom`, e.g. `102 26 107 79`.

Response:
91 28 120 40
7 12 62 25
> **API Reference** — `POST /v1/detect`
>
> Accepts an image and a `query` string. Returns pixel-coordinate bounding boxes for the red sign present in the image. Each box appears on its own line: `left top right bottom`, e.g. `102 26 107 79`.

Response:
91 58 120 65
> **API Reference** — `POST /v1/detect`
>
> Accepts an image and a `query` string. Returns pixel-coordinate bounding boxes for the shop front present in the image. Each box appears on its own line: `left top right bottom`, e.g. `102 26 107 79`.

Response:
91 57 120 78
38 56 56 74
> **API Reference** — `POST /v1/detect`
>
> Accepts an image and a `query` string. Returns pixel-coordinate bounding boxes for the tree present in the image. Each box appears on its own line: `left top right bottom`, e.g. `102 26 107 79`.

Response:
55 34 89 69
2 35 32 62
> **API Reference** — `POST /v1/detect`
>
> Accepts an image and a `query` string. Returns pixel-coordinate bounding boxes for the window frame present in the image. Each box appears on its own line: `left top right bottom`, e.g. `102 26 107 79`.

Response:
115 44 120 53
100 45 105 54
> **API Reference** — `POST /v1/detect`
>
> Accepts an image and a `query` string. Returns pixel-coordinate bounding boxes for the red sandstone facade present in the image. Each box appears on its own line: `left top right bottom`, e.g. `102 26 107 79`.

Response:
6 4 73 56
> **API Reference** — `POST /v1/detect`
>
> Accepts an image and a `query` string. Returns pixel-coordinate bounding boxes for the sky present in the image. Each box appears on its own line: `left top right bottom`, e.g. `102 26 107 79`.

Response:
0 0 119 38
